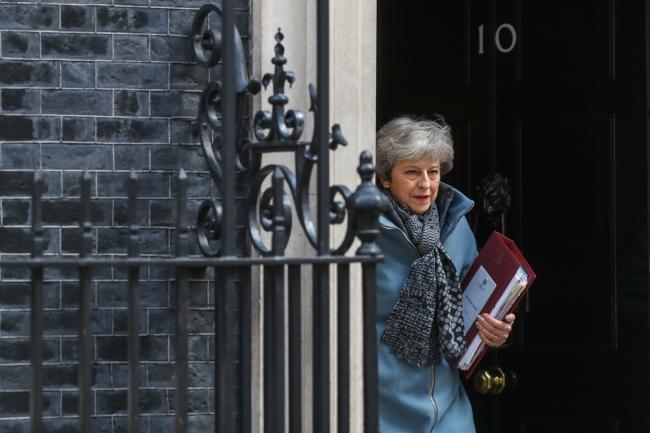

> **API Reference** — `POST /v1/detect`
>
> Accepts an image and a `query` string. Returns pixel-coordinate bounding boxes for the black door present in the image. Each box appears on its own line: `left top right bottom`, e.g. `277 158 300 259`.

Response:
377 1 650 432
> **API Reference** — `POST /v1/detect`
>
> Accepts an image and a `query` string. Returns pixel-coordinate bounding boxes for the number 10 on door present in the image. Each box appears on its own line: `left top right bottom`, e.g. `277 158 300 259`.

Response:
478 23 517 54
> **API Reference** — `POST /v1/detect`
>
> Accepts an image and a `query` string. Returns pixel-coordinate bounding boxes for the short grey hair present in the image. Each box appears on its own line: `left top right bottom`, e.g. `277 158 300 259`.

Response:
376 115 454 180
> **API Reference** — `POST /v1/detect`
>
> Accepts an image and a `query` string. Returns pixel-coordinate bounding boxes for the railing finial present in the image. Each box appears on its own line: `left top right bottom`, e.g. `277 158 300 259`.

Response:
352 151 388 256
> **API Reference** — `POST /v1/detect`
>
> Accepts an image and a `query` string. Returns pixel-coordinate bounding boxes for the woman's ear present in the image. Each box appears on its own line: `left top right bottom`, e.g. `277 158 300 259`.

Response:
376 176 390 190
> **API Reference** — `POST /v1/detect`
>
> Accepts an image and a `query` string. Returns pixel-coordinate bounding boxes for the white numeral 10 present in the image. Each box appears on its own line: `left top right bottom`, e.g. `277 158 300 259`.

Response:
478 23 517 54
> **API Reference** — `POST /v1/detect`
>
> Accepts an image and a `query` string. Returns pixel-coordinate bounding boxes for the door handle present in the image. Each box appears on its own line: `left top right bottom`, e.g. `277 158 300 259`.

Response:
473 367 509 395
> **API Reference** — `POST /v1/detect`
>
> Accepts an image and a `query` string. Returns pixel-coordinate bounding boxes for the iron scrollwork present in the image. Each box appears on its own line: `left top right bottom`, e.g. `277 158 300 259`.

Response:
191 5 386 257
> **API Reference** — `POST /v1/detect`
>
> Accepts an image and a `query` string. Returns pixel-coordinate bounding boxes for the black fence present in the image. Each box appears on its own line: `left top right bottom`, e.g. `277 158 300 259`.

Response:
0 0 387 431
186 0 388 430
0 164 384 433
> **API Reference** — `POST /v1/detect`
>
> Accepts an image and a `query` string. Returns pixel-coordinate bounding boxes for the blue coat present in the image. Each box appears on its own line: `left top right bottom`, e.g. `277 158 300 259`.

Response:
376 183 478 433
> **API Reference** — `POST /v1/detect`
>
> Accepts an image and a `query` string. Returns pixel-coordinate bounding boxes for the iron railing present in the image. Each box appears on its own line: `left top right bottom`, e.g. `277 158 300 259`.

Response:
0 162 384 433
189 0 387 431
0 0 388 432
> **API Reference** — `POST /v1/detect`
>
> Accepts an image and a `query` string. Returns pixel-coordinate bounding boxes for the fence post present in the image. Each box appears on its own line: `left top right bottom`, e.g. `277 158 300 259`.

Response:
337 263 351 433
29 172 44 433
288 264 302 433
78 171 94 433
351 151 387 432
127 171 141 433
175 170 190 433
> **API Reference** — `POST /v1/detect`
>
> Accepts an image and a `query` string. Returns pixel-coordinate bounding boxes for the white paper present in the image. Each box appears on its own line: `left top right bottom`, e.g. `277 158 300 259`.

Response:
458 335 482 369
461 265 497 335
489 267 528 318
458 266 529 371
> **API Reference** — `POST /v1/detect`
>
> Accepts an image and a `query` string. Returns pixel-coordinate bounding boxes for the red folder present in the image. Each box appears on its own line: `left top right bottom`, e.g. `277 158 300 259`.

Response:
456 231 536 377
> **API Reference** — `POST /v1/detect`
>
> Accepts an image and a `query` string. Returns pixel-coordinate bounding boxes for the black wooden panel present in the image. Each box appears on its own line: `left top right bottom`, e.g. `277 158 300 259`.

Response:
517 0 614 82
379 0 470 87
519 115 615 349
521 419 619 433
514 350 617 414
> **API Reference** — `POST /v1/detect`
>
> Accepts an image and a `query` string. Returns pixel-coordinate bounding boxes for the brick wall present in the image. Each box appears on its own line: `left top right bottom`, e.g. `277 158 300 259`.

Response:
0 1 250 432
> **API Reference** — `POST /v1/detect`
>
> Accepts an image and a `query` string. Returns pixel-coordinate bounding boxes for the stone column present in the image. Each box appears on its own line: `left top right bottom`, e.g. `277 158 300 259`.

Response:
250 0 377 431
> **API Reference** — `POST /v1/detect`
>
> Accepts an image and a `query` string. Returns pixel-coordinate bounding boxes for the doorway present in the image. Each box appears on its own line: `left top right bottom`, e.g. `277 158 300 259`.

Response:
377 1 650 432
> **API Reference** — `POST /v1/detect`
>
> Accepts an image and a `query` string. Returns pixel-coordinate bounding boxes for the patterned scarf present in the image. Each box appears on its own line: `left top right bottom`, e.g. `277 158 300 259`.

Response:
380 192 467 367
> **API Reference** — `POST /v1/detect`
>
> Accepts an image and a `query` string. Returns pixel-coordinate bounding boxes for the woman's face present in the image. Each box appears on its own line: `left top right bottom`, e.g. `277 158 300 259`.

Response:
385 157 441 214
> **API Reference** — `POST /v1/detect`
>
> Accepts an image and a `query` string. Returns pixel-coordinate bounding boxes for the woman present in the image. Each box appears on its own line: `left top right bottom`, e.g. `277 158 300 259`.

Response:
375 116 515 432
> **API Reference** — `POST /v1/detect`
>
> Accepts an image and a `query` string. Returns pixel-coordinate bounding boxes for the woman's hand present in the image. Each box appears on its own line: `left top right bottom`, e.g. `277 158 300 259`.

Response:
475 313 516 348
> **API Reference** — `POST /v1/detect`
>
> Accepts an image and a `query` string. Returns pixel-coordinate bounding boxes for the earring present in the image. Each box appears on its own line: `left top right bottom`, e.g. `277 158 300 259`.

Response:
384 184 390 189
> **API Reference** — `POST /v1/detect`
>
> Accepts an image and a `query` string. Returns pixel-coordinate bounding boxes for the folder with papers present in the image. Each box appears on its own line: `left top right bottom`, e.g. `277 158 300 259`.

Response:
455 231 536 377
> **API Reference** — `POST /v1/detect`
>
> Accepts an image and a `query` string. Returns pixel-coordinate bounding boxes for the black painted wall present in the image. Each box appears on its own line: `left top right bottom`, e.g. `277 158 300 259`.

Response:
0 1 250 431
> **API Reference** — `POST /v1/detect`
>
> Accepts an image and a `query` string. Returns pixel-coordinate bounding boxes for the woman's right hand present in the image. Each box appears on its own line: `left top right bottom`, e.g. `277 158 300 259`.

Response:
475 313 515 348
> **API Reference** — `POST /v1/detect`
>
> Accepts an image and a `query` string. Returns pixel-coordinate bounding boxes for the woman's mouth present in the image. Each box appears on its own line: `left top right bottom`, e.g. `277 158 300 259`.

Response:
413 195 430 202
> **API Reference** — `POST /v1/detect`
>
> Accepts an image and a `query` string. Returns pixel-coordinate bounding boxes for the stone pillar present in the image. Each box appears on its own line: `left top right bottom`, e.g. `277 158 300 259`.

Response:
250 0 377 431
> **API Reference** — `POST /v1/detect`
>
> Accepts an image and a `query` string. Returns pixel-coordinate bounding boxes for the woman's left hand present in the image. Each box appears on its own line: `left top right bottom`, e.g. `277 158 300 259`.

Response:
475 313 516 348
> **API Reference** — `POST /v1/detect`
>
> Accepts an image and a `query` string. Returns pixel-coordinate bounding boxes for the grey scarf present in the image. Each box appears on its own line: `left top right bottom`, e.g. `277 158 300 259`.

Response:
380 192 466 367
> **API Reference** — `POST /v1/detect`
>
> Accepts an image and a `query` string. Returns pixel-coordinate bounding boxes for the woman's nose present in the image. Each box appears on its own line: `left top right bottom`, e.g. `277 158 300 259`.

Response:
417 174 430 188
